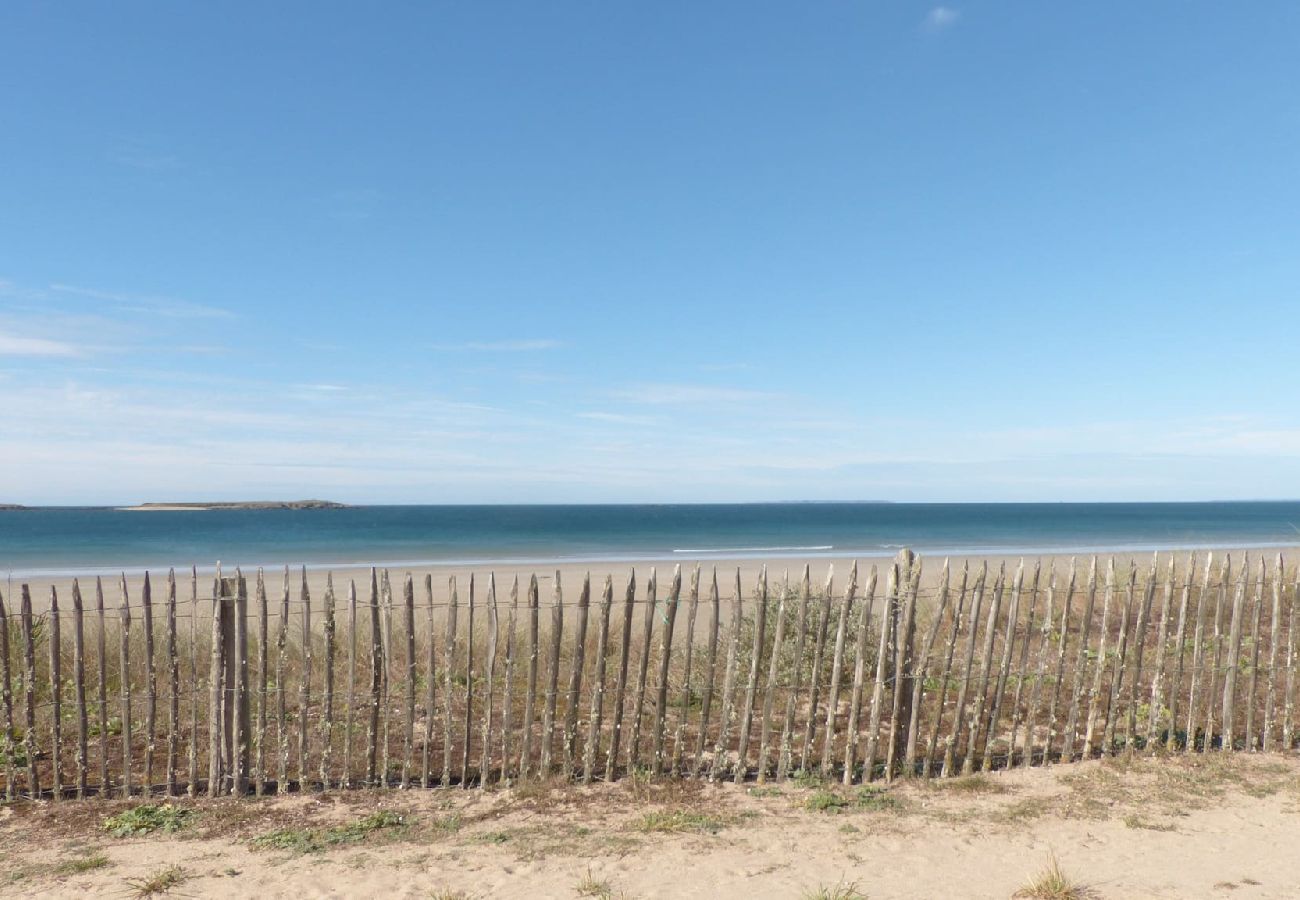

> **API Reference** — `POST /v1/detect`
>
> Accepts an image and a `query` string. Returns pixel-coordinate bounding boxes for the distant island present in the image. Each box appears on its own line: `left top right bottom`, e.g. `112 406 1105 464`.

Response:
121 500 349 511
0 503 30 510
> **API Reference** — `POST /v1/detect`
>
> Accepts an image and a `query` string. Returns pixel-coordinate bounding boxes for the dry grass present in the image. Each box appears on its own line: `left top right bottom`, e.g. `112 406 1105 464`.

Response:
1013 854 1095 900
124 864 188 898
801 880 868 900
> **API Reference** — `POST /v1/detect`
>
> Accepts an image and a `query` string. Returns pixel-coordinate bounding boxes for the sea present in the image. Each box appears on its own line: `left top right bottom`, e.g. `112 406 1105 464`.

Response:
1 502 1299 577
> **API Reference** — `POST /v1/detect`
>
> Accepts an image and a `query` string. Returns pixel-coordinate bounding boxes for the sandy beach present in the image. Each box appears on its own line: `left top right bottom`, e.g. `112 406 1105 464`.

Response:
3 752 1299 898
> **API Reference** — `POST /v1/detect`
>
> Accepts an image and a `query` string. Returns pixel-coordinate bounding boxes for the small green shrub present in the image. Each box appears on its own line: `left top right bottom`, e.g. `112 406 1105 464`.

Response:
103 804 193 838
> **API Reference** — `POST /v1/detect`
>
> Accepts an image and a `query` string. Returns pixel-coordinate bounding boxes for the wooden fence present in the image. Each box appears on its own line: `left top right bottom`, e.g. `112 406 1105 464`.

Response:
1 548 1297 801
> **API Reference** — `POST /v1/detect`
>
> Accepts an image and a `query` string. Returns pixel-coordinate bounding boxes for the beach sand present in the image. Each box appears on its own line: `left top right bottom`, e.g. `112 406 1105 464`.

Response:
3 753 1299 898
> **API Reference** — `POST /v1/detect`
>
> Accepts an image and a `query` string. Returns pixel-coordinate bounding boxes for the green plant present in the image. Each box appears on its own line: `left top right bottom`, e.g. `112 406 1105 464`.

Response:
54 851 111 875
124 864 187 898
575 866 617 898
629 809 727 834
103 804 193 837
250 810 409 855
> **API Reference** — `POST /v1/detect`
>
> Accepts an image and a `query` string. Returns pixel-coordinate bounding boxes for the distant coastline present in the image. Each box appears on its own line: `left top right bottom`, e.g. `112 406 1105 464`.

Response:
118 500 349 512
0 503 30 511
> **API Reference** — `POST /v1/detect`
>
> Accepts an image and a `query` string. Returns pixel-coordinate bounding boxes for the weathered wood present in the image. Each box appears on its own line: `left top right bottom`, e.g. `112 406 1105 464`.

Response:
209 574 224 797
564 573 591 778
1221 555 1248 751
443 576 460 786
840 563 879 783
481 573 500 787
980 560 1022 772
1264 555 1284 752
366 568 382 786
672 566 701 775
48 587 63 800
298 571 312 786
962 564 1004 775
0 588 13 801
72 581 89 798
756 569 790 783
540 571 564 776
1244 557 1266 751
821 562 858 778
230 572 249 795
651 566 681 775
277 567 291 789
320 574 337 788
401 574 415 789
1044 564 1078 765
605 571 636 780
222 570 235 796
1062 558 1099 762
1123 556 1157 750
1203 555 1232 749
905 559 952 774
120 576 134 797
1101 562 1137 756
141 573 155 794
501 576 519 784
1022 564 1055 766
1184 555 1215 751
187 571 197 797
924 563 968 775
20 587 39 799
1162 554 1195 750
942 563 986 777
380 571 394 785
583 575 614 784
519 575 540 777
1082 559 1117 758
1284 563 1300 751
693 568 723 778
735 566 769 784
864 563 900 782
344 579 357 789
800 566 835 774
1146 555 1180 748
712 569 747 783
777 565 813 782
628 568 658 773
421 575 435 788
1007 562 1043 767
461 574 475 787
254 571 267 795
886 553 920 780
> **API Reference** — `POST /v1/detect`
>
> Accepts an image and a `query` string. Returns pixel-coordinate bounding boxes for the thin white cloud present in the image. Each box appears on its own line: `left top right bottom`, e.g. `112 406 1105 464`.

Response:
48 283 231 319
432 339 562 352
0 331 79 357
612 383 782 405
577 411 661 426
925 6 960 29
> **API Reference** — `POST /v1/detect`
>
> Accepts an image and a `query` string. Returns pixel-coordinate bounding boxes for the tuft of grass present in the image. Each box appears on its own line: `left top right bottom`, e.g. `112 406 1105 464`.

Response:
103 804 193 838
575 866 618 898
124 864 188 898
429 890 478 900
1013 854 1095 900
629 809 728 834
54 851 111 875
806 787 898 814
251 810 410 855
801 879 868 900
1122 813 1175 832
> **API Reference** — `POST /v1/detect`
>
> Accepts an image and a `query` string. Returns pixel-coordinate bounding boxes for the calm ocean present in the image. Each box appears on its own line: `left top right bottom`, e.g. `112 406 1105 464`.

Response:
1 502 1299 576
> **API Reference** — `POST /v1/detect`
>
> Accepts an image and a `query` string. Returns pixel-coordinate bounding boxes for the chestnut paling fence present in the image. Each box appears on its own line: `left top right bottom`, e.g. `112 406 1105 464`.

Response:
1 548 1298 801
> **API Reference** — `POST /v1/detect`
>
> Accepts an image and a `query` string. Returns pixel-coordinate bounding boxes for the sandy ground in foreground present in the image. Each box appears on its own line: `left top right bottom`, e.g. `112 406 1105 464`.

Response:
12 546 1300 615
3 754 1300 899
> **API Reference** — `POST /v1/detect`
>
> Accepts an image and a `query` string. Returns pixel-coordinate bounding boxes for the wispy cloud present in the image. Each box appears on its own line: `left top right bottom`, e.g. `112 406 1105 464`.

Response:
576 411 661 426
433 339 562 352
0 331 79 357
924 6 960 29
612 383 782 405
48 283 231 319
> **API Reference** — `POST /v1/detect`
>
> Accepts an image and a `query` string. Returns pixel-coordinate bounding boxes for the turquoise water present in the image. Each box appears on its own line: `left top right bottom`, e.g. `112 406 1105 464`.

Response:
1 502 1299 576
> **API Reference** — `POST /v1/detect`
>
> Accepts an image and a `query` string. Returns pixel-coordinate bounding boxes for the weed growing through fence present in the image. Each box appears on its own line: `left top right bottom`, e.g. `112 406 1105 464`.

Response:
124 864 188 898
103 804 193 837
1013 853 1094 899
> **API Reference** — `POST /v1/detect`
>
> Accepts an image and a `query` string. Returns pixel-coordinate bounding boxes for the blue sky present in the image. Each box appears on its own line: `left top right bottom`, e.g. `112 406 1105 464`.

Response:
2 2 1299 504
